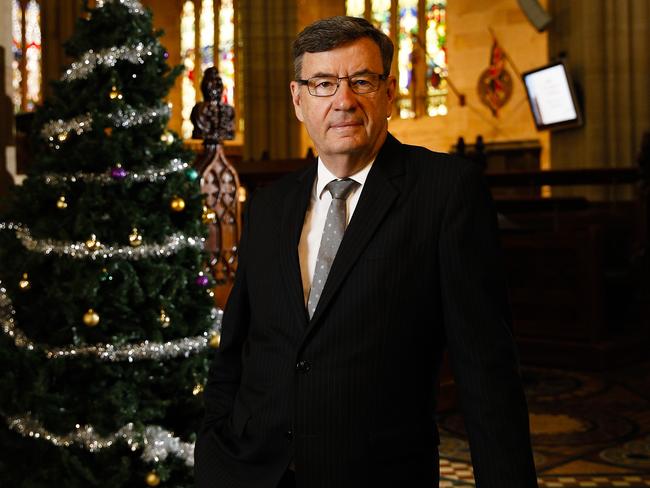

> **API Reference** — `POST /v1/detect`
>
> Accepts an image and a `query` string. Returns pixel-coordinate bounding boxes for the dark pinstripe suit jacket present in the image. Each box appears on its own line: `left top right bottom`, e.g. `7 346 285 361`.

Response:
194 133 538 488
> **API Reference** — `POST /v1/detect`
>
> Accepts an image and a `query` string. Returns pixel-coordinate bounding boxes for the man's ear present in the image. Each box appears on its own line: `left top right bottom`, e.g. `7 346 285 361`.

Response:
289 81 305 122
385 75 397 118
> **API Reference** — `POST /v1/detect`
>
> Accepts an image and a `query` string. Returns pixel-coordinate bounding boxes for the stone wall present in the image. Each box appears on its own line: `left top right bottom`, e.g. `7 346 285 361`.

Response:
387 0 550 169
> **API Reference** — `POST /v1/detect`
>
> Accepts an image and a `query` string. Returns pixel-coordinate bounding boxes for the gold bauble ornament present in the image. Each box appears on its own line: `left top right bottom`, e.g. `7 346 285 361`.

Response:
160 132 174 144
129 228 143 247
109 85 123 100
170 196 186 212
201 206 217 224
19 273 31 291
57 132 68 142
57 196 68 209
159 308 171 328
145 471 161 487
192 384 204 395
83 308 100 327
104 127 113 137
85 234 99 250
208 332 221 349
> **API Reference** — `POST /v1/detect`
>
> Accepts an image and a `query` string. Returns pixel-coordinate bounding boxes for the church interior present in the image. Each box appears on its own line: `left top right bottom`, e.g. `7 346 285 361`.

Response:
1 0 649 486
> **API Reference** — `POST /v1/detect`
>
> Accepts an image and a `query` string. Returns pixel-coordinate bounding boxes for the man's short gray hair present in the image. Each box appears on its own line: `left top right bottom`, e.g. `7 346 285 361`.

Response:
292 16 394 80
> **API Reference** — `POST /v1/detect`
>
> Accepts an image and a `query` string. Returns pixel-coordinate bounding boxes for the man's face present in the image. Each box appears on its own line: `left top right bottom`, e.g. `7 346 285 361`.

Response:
290 37 396 167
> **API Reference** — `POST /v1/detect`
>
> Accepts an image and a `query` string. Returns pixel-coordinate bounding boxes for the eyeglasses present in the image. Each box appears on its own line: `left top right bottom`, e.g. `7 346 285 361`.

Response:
297 73 388 97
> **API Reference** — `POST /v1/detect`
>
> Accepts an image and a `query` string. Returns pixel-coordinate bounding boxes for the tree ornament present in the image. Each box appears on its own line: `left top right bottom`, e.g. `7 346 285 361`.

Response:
159 308 170 327
145 471 161 487
208 332 221 348
170 196 186 212
192 384 204 395
99 268 112 282
104 127 113 137
202 206 217 224
83 308 100 327
185 168 199 181
163 50 169 59
109 85 123 100
56 196 68 209
19 273 31 291
160 132 174 144
85 234 99 250
195 272 209 287
129 228 143 247
57 132 68 142
111 163 128 180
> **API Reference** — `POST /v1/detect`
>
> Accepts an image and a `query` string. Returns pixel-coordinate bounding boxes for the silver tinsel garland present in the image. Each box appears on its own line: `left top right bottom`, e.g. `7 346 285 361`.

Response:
62 42 155 82
6 415 195 467
95 0 144 14
45 333 215 361
41 114 92 139
107 103 170 129
0 222 203 260
0 281 222 361
40 103 170 141
39 158 187 185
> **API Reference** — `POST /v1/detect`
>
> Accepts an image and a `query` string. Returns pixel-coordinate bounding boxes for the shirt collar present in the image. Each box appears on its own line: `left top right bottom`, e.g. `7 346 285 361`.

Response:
315 157 374 200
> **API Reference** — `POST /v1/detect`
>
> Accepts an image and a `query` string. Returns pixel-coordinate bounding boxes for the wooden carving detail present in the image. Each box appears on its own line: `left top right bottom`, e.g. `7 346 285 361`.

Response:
191 67 235 145
191 67 241 297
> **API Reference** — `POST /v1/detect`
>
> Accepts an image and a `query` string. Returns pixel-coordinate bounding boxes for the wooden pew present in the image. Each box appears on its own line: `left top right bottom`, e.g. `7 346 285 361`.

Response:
488 165 648 368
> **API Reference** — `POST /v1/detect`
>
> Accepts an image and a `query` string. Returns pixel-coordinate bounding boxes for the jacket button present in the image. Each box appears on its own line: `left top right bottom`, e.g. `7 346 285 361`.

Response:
295 360 311 373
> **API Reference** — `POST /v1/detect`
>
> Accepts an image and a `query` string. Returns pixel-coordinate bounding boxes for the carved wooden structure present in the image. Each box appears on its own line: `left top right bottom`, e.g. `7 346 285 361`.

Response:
191 67 241 307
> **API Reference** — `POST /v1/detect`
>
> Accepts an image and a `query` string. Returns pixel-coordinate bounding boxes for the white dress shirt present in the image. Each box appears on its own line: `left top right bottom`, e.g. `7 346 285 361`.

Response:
298 157 374 303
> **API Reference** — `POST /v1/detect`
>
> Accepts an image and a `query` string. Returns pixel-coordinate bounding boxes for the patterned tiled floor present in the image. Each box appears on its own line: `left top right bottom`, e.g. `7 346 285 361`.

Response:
438 362 650 487
439 457 650 487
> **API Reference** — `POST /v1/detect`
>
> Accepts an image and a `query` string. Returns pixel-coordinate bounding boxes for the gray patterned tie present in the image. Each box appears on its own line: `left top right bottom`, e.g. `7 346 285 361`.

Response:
307 178 360 319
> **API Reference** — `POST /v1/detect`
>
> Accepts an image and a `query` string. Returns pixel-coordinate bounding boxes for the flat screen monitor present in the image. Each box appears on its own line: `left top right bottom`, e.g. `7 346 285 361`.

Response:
522 62 582 131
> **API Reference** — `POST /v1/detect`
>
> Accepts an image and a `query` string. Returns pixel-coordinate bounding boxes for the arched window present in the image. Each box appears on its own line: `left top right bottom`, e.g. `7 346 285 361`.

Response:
12 0 42 113
180 0 237 140
346 0 447 119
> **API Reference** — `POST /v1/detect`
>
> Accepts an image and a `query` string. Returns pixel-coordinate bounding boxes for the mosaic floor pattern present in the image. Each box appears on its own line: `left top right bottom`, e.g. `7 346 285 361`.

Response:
437 362 650 487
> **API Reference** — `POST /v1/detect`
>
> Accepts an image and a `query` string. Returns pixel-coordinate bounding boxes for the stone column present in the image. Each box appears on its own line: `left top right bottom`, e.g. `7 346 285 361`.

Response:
239 0 301 160
0 0 16 199
548 0 650 198
41 0 84 98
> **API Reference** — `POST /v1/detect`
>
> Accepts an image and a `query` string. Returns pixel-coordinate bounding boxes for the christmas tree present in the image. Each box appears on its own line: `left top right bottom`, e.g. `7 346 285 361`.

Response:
0 1 220 486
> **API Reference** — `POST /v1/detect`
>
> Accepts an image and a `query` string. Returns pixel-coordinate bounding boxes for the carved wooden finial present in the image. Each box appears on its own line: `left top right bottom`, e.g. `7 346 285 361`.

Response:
190 68 242 307
190 67 235 145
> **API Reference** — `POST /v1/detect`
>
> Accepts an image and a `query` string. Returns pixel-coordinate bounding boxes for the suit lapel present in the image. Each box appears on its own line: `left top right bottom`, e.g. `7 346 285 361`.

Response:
279 162 316 328
307 134 405 329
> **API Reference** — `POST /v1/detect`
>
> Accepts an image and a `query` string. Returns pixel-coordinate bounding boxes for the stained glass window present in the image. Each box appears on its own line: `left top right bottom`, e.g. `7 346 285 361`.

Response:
218 0 235 106
12 0 42 113
345 0 448 119
181 0 237 139
200 0 214 73
25 0 41 111
12 0 23 113
398 0 418 118
346 0 365 18
425 0 447 116
372 0 392 36
181 0 196 139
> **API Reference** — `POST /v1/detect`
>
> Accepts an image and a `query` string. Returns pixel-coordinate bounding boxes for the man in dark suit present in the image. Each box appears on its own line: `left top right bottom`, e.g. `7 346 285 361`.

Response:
195 16 538 488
